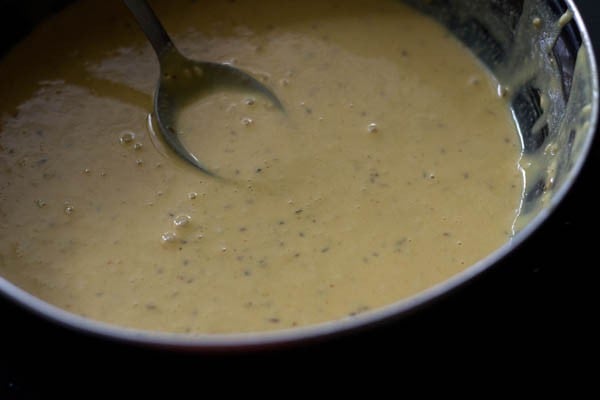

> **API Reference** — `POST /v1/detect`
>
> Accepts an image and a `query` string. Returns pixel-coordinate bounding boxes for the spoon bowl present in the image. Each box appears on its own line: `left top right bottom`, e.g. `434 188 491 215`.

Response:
124 0 283 175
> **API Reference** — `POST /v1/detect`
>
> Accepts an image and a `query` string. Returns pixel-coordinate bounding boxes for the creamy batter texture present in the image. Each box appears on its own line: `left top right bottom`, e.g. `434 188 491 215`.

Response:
0 0 524 334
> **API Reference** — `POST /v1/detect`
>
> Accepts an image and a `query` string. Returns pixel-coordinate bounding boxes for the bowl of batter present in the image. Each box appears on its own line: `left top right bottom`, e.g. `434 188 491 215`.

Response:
0 0 597 350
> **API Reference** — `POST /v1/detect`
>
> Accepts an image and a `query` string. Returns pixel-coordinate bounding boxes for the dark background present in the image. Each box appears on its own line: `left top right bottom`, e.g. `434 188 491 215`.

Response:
1 0 598 396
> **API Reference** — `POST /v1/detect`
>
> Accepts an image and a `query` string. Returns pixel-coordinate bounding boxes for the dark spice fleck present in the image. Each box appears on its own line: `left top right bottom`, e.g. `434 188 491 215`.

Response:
348 305 370 316
369 171 380 183
268 317 280 323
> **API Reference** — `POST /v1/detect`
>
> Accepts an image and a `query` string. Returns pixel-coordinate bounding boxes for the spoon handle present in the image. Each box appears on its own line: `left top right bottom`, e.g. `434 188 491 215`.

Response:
122 0 176 59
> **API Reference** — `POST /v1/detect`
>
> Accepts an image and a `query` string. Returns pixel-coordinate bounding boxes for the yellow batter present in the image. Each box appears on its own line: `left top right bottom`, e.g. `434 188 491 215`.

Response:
0 0 524 333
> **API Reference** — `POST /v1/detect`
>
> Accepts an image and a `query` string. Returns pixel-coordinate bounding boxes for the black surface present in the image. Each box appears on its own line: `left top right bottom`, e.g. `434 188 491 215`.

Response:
1 0 599 396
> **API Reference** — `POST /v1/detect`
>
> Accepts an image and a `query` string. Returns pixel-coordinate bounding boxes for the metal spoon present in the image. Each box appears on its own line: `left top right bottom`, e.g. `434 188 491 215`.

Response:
123 0 283 176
